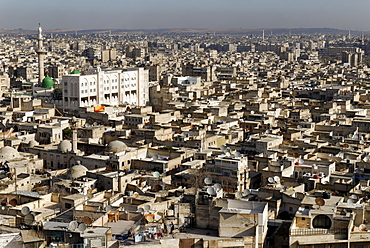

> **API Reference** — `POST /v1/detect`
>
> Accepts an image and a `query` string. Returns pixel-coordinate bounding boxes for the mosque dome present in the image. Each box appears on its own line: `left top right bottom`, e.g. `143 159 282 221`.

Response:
58 140 72 153
107 140 127 153
70 161 88 179
0 146 21 160
28 140 39 148
70 69 80 74
42 76 54 88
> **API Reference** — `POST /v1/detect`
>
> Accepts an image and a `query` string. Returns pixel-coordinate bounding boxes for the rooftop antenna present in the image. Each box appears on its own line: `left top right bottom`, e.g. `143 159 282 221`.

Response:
204 177 212 185
207 186 216 195
315 197 325 210
274 176 281 184
214 183 222 192
21 206 30 216
78 223 87 232
138 208 144 214
82 216 92 225
68 221 78 231
243 189 251 196
268 177 275 184
24 213 35 225
348 198 355 204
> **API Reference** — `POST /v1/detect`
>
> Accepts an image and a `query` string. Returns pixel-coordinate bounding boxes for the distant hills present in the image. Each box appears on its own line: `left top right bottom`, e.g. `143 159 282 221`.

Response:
0 27 366 35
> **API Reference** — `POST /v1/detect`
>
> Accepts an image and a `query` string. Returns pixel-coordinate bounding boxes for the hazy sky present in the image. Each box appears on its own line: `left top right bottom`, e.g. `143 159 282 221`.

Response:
1 0 369 30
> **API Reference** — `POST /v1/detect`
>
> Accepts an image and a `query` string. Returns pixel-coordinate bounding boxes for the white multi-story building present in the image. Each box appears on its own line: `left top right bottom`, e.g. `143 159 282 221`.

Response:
62 68 149 109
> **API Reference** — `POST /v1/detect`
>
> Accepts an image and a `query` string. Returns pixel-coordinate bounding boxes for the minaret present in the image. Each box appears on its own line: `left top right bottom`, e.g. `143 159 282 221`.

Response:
37 24 47 83
70 116 79 153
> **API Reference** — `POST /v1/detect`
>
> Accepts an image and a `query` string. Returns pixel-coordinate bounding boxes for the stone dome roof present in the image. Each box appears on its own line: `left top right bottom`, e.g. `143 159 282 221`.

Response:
0 146 21 160
58 140 72 153
42 76 54 88
70 161 88 179
28 140 39 148
107 140 127 153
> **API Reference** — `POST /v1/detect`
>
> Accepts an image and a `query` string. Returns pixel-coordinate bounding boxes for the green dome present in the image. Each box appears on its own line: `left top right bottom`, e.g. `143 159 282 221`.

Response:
42 76 54 88
70 69 80 74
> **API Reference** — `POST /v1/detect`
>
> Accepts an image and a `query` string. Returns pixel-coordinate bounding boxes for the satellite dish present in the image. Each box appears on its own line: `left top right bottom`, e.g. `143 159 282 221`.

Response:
235 152 241 157
78 223 87 232
105 205 113 212
359 224 368 231
144 205 151 211
243 189 251 196
235 191 242 199
266 130 271 134
68 221 78 231
348 199 355 204
274 176 281 183
315 197 325 207
21 206 30 215
85 123 91 128
146 215 154 223
152 154 159 160
82 216 92 225
268 177 275 184
225 152 231 157
350 195 358 200
24 213 35 225
214 183 222 191
153 171 160 178
207 187 216 195
297 125 302 129
21 137 26 141
138 208 144 213
204 177 212 185
220 145 227 151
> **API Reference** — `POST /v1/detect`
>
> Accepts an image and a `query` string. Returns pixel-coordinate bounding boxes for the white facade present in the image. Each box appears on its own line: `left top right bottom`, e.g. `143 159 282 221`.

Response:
62 68 149 109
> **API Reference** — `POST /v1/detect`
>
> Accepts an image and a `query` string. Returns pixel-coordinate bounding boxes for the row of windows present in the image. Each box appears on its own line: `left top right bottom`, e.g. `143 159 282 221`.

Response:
104 79 118 84
104 86 118 90
121 77 136 82
122 84 136 88
81 89 96 93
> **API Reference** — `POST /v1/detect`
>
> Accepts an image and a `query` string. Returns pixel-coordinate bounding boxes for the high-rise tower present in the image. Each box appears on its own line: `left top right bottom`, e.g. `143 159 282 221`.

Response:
37 24 47 83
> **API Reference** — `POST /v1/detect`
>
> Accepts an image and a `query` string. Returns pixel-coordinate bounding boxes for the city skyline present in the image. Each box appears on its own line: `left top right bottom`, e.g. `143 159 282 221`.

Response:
1 0 370 31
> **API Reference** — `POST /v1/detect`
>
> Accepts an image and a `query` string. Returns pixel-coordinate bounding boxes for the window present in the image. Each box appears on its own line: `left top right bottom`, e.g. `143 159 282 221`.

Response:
312 215 331 229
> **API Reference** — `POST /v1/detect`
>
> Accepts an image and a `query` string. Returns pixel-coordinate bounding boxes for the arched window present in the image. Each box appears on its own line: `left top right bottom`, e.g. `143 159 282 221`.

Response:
312 215 331 229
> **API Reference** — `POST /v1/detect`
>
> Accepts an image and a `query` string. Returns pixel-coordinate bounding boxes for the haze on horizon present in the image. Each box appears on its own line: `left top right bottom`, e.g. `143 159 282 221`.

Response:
1 0 369 31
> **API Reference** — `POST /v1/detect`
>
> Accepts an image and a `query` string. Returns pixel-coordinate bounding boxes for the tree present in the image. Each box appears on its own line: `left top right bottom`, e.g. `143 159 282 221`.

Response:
62 127 72 140
187 166 211 190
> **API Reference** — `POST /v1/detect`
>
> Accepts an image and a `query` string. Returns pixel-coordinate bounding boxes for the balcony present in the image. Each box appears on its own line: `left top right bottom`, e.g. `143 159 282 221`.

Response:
290 228 347 237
